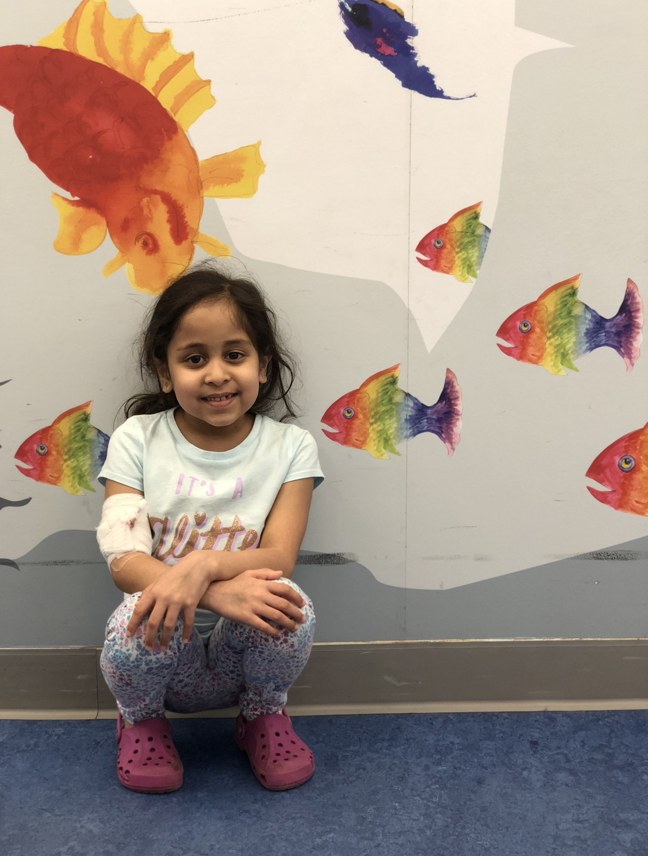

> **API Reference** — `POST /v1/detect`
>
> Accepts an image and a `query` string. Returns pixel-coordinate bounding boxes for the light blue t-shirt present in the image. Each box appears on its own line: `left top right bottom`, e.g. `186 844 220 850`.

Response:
99 410 324 633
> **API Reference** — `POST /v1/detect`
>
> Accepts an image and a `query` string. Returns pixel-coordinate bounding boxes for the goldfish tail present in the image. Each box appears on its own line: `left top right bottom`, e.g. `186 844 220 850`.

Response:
426 369 462 454
606 278 643 370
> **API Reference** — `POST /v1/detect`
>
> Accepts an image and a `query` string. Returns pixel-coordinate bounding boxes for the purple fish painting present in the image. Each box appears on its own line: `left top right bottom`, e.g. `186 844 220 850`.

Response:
338 0 474 100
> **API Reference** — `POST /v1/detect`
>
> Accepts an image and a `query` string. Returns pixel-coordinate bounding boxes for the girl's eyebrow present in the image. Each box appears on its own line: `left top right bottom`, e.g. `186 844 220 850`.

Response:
174 338 250 352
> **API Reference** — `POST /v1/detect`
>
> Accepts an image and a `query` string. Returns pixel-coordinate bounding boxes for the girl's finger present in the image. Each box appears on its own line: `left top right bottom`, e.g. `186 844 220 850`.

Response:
126 593 151 637
269 582 305 608
181 607 196 645
267 594 304 624
159 606 181 650
144 605 166 650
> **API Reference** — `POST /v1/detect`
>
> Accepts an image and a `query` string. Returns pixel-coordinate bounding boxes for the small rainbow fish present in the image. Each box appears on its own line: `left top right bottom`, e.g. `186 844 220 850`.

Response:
0 0 265 293
416 203 490 283
15 402 109 496
338 0 473 100
321 365 462 459
496 276 643 375
586 423 648 516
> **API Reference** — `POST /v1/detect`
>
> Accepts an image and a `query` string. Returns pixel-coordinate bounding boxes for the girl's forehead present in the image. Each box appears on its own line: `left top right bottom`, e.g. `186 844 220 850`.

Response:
173 299 250 342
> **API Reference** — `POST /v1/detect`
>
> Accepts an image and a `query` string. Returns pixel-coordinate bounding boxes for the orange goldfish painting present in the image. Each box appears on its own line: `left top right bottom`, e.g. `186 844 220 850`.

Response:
0 0 265 294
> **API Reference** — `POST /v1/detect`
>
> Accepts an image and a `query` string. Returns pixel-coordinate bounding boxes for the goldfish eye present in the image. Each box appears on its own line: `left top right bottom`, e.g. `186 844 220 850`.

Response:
433 238 444 249
135 232 159 256
617 455 635 472
342 407 355 420
36 444 48 456
518 320 532 333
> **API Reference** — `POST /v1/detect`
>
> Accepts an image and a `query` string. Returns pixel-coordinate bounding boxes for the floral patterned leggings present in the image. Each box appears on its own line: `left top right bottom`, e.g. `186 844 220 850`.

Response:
100 579 315 723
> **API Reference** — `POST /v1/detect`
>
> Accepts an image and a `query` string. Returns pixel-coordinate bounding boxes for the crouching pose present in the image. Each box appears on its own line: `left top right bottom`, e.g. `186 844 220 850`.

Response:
97 264 323 794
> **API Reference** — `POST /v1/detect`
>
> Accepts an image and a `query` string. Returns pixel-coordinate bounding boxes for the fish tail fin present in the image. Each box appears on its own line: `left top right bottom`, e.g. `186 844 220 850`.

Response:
426 369 462 455
607 278 643 370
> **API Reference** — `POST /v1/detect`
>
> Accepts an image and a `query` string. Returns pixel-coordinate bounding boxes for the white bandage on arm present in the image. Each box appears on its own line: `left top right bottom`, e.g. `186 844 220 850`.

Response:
96 493 153 572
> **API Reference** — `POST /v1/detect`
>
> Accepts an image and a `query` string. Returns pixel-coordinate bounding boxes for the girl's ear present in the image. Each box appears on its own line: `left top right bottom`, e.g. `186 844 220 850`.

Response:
259 357 270 384
156 362 173 393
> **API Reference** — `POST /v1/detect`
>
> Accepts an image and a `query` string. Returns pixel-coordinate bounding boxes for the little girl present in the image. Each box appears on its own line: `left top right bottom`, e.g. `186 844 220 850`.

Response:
96 263 324 794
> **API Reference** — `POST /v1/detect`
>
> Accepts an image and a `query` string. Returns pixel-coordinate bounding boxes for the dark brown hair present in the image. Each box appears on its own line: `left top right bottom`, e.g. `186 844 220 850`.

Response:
124 263 298 420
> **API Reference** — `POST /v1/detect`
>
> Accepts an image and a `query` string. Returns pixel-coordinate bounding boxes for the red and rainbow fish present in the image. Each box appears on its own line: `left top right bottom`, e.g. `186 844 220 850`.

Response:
586 423 648 516
0 0 265 294
496 276 643 375
15 402 109 496
416 202 490 283
321 365 462 459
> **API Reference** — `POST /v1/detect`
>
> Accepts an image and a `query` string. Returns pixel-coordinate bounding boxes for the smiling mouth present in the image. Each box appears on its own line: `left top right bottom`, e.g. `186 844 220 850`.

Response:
203 393 236 402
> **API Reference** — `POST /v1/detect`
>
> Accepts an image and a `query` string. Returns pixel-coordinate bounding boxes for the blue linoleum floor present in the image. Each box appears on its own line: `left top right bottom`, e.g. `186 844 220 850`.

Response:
2 711 647 856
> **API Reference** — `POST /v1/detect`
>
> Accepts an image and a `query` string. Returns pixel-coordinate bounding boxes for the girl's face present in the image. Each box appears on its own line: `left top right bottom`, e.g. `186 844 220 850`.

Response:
159 299 269 451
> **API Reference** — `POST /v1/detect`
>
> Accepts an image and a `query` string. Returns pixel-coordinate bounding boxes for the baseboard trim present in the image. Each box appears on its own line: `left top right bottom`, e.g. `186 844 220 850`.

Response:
1 639 647 719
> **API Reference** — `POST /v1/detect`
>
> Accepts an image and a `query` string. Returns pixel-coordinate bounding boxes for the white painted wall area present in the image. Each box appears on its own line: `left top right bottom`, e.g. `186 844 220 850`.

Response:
0 1 647 644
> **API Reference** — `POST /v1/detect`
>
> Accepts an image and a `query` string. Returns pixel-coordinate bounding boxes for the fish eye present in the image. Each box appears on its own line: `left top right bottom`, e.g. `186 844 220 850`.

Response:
617 455 635 472
135 232 159 256
433 238 444 249
518 320 532 333
342 407 355 420
36 444 48 456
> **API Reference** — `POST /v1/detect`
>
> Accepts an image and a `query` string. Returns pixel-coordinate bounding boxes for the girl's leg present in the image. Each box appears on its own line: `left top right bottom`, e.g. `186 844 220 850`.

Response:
100 593 208 723
201 578 316 720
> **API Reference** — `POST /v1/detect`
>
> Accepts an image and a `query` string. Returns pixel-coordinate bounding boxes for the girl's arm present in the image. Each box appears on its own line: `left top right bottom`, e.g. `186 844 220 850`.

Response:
103 477 314 646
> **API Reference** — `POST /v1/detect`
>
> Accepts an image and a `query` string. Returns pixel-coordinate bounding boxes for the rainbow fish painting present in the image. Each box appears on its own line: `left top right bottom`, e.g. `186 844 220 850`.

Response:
338 0 473 100
586 423 648 517
15 401 109 496
416 203 491 283
321 365 462 459
0 0 265 294
496 276 643 375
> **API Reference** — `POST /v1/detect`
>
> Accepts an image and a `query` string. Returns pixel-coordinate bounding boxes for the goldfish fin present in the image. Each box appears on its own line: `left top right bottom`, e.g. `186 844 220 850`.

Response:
39 0 214 130
103 252 127 278
200 144 266 199
605 278 644 370
538 274 581 301
53 401 93 426
360 364 400 391
51 194 107 255
424 369 462 454
449 201 482 226
195 233 232 258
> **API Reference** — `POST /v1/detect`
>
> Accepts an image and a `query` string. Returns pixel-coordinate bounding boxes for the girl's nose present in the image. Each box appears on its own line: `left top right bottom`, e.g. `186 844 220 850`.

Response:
204 360 230 385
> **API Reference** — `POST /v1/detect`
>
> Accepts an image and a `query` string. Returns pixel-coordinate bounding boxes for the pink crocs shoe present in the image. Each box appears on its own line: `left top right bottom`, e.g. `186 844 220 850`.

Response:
116 714 183 793
235 708 314 791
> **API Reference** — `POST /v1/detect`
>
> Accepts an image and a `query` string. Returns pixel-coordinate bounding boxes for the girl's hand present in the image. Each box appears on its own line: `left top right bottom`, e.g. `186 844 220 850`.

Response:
204 569 306 637
126 553 212 649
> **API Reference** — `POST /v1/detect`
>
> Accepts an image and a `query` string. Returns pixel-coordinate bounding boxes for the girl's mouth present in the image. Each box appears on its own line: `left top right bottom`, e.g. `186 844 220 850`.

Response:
203 392 236 408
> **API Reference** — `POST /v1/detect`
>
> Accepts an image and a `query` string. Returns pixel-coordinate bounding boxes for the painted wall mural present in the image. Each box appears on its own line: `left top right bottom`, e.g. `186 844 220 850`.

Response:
15 402 109 496
587 423 648 517
321 365 461 459
338 0 474 100
416 202 491 283
0 0 265 294
1 0 646 619
497 276 643 375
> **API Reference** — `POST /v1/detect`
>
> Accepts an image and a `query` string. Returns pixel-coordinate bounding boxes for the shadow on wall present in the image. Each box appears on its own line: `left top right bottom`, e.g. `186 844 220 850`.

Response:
1 531 647 647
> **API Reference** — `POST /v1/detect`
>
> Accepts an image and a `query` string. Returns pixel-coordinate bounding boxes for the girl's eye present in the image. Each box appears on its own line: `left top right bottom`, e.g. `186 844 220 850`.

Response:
226 352 245 361
617 455 635 472
186 355 205 366
518 320 532 333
